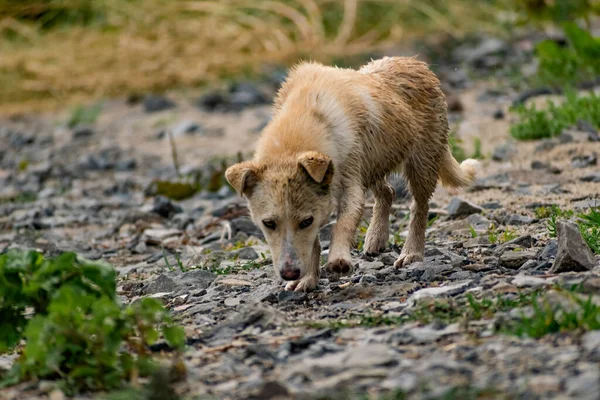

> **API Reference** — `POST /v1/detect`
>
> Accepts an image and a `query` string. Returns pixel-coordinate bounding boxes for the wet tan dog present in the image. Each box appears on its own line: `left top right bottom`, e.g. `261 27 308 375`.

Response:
225 56 478 292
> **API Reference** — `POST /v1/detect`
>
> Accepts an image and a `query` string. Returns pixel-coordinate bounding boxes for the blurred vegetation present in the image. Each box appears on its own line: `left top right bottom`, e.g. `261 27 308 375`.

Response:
510 92 600 140
0 0 502 114
0 250 185 394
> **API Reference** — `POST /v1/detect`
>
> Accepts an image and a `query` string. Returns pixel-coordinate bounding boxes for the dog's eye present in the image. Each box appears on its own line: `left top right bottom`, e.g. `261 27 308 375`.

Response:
299 216 314 229
262 219 277 230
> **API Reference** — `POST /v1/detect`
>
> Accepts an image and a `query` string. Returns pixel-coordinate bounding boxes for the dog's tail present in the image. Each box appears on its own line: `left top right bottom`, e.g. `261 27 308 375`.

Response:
438 147 479 189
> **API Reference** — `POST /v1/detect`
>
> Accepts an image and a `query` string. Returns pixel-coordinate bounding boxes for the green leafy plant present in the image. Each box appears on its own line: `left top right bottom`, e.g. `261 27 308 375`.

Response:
510 91 600 140
468 224 478 238
534 22 600 87
449 130 467 163
487 224 517 244
470 137 483 159
0 250 185 394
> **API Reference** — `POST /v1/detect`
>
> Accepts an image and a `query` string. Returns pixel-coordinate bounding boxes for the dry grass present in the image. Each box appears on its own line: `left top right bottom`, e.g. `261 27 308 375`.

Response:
0 0 502 115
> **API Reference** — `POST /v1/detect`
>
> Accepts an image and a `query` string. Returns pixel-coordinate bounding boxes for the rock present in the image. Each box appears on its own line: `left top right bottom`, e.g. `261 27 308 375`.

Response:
231 217 262 238
481 201 502 210
550 221 596 273
144 275 179 294
537 240 558 261
249 381 289 400
456 37 507 67
236 247 259 260
228 82 269 110
512 274 549 288
143 228 182 244
571 152 597 169
493 109 505 119
492 143 515 162
143 94 176 113
196 91 228 111
224 297 241 307
172 120 202 136
152 195 183 219
408 281 472 303
446 197 483 218
581 173 600 182
565 367 600 400
72 126 94 139
499 251 537 269
582 331 600 353
505 214 535 225
278 291 307 303
359 274 378 284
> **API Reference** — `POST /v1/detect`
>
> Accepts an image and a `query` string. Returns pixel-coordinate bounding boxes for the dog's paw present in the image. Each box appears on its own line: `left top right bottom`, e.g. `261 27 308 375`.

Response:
325 258 353 281
394 252 423 269
285 275 319 292
363 231 388 256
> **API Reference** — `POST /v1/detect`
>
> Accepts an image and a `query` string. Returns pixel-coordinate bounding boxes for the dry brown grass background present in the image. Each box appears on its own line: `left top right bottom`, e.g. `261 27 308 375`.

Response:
0 0 503 116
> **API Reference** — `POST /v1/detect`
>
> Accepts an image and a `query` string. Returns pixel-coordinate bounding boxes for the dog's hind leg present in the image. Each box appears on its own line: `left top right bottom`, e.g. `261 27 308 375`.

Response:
394 156 439 268
364 180 395 255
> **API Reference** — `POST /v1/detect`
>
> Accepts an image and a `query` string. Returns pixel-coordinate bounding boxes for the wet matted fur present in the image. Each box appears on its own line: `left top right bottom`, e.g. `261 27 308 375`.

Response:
225 56 479 292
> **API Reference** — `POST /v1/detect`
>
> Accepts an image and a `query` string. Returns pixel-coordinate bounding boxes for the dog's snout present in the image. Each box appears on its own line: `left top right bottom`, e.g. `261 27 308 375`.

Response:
280 263 301 281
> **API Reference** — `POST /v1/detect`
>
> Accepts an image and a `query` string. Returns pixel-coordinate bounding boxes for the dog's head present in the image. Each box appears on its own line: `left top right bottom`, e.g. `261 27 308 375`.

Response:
225 151 334 282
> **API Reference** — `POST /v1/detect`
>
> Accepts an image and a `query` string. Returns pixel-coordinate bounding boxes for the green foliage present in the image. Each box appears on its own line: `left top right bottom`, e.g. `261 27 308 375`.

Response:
506 291 600 338
535 22 600 88
470 137 483 159
468 224 478 238
487 224 517 244
68 102 103 128
0 250 185 394
544 206 599 254
449 130 467 163
510 91 600 140
514 0 599 26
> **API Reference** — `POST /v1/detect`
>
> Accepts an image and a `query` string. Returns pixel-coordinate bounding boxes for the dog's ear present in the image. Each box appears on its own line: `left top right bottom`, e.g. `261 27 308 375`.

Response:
225 161 260 197
297 151 334 185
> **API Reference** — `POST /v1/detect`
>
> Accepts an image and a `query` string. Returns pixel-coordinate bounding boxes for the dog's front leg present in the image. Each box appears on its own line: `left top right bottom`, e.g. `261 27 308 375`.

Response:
325 183 365 280
284 238 321 292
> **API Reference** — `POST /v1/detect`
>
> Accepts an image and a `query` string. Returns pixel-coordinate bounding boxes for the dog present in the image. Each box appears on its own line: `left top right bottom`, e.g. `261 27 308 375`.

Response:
225 56 478 292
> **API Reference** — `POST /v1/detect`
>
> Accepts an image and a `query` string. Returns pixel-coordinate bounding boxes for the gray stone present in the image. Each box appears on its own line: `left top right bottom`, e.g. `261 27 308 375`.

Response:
237 247 259 260
446 197 483 218
537 240 558 261
408 280 472 303
492 143 515 162
143 94 176 113
172 120 202 136
152 195 183 219
505 214 535 225
72 126 94 139
565 367 600 400
224 297 240 307
278 291 307 303
550 221 596 273
499 251 537 269
144 274 179 294
581 173 600 182
359 274 378 284
571 152 597 169
582 331 600 353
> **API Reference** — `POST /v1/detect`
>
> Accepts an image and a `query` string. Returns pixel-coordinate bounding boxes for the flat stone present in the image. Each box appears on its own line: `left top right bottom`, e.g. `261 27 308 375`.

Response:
143 228 182 244
446 197 483 218
582 331 600 353
224 297 241 307
237 247 259 260
512 274 550 288
408 280 472 303
581 173 600 182
550 221 596 273
499 251 537 269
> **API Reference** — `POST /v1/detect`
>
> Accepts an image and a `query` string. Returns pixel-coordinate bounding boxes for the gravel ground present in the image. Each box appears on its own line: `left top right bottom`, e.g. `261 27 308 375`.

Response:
1 33 600 400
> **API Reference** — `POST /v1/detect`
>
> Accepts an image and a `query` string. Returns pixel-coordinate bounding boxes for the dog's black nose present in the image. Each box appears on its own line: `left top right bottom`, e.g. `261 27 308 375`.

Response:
280 266 300 281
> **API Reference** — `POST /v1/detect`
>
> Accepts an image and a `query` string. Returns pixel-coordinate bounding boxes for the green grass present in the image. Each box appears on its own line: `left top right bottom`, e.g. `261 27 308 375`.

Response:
505 290 600 339
487 224 517 244
510 91 600 140
307 285 600 340
67 102 103 128
0 250 185 394
544 206 600 254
